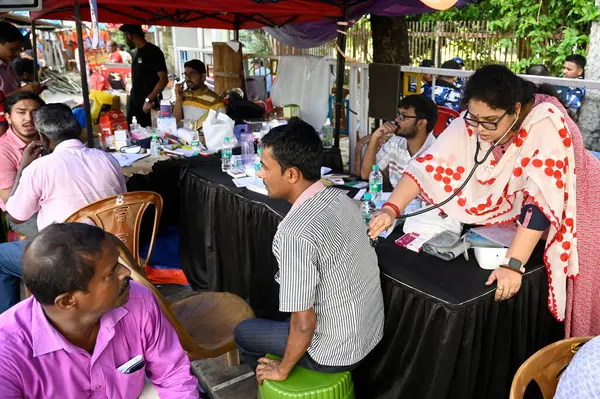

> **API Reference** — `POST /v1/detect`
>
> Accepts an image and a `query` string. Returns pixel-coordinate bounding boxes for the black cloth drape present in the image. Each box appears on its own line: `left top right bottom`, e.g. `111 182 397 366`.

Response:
180 158 290 320
126 157 211 229
135 156 562 398
353 232 562 399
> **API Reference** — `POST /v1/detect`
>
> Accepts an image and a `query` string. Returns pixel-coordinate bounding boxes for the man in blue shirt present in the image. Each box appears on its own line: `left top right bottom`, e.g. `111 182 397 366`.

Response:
555 54 586 115
429 59 462 112
410 59 433 94
554 336 600 399
249 59 272 95
452 57 465 90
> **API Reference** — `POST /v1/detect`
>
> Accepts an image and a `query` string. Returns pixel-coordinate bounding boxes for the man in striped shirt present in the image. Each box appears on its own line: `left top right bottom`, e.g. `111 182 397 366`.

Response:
173 59 225 131
234 117 384 385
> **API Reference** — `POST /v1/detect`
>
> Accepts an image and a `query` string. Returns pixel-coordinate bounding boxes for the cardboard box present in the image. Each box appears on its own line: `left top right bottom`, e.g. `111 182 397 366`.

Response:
283 104 300 119
99 110 128 135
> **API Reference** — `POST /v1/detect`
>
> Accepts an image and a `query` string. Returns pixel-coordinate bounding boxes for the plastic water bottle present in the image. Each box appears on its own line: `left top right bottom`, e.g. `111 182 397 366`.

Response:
254 148 263 175
257 122 270 151
240 128 255 167
361 193 377 225
191 130 201 150
369 164 383 202
321 118 334 148
150 135 161 157
130 116 140 132
221 137 233 172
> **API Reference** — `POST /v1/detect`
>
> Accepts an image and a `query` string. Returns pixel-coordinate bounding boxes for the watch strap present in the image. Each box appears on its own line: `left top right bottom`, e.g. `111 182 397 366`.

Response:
499 265 524 275
502 257 525 273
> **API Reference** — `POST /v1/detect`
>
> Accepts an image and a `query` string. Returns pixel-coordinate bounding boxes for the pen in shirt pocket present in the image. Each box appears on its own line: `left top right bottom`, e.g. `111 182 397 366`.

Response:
117 354 145 374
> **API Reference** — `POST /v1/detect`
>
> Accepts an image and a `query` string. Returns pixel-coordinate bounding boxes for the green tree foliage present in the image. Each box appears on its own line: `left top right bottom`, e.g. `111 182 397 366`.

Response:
239 30 273 55
414 0 600 73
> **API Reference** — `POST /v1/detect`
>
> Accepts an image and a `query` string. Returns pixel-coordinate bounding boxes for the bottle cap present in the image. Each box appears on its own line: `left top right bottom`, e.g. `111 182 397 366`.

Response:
224 137 230 142
152 134 158 139
257 148 262 154
363 193 372 200
373 164 380 171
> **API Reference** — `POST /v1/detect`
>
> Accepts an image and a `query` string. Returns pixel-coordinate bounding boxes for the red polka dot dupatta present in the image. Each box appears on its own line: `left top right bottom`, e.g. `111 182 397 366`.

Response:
404 103 577 321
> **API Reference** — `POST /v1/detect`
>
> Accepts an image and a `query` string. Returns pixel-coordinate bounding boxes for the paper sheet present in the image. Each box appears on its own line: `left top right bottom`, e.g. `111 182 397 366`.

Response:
233 177 263 188
469 225 517 247
247 183 268 196
353 188 367 201
374 192 392 208
110 152 150 167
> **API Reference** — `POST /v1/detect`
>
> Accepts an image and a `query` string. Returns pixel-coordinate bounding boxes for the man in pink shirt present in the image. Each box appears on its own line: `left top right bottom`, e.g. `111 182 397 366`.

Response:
0 223 200 398
0 92 45 237
0 103 127 313
0 22 41 98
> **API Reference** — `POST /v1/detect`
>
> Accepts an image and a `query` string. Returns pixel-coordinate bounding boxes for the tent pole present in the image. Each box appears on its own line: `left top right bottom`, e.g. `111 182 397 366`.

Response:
74 1 94 148
234 14 240 41
31 21 38 82
334 8 348 148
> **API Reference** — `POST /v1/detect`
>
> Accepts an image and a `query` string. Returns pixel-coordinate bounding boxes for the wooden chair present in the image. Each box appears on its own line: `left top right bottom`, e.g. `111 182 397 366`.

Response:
110 234 255 362
509 336 593 399
63 192 162 267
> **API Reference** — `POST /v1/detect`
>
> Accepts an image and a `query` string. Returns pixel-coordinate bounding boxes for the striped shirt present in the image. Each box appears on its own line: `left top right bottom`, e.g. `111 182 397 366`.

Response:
377 133 436 187
181 87 226 130
273 182 384 366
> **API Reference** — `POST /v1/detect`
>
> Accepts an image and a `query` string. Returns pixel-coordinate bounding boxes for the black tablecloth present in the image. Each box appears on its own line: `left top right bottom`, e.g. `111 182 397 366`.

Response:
179 157 290 321
353 232 562 399
144 156 562 398
126 157 215 229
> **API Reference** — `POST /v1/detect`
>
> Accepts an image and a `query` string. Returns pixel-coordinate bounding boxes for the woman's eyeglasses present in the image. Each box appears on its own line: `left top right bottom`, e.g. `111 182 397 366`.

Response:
463 109 509 131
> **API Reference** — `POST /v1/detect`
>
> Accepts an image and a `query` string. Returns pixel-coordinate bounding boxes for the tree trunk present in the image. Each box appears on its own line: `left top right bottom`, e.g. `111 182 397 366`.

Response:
370 15 410 65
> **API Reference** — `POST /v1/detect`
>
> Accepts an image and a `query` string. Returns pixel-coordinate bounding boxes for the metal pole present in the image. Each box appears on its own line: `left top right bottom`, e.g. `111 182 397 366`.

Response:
31 21 38 82
234 14 240 41
334 11 348 148
74 1 94 148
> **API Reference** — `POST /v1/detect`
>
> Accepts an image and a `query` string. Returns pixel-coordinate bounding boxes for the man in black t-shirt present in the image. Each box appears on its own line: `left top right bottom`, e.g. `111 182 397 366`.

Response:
119 25 168 127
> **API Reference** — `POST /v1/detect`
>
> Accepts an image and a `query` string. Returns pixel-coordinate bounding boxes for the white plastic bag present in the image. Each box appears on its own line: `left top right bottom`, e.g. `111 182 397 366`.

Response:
403 206 462 237
202 109 235 151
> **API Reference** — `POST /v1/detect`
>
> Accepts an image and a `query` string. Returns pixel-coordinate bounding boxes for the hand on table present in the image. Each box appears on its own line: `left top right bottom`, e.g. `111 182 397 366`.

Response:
486 267 522 301
368 207 396 239
256 358 290 386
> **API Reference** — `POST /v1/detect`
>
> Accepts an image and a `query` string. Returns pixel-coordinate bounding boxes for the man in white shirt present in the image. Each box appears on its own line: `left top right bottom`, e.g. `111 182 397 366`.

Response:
119 44 132 64
360 95 438 187
0 103 127 314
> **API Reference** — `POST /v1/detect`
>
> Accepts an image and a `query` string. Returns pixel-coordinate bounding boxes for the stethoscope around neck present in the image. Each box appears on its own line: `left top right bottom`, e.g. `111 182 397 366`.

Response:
396 112 520 219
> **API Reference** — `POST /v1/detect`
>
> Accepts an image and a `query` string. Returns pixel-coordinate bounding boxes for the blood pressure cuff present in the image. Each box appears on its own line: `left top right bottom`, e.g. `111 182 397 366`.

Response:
422 231 472 261
518 204 550 231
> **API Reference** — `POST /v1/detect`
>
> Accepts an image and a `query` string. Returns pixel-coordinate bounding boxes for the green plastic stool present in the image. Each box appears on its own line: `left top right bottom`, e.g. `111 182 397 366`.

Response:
258 355 355 399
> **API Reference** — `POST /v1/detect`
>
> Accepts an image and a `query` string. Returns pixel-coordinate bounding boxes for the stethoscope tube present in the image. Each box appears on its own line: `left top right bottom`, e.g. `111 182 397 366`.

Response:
396 113 519 219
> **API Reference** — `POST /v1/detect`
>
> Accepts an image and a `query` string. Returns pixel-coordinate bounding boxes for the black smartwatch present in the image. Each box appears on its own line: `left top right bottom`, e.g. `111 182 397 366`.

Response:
502 257 524 273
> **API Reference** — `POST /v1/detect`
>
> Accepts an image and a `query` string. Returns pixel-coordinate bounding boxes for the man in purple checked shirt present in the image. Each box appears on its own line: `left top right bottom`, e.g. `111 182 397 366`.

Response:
0 223 199 398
